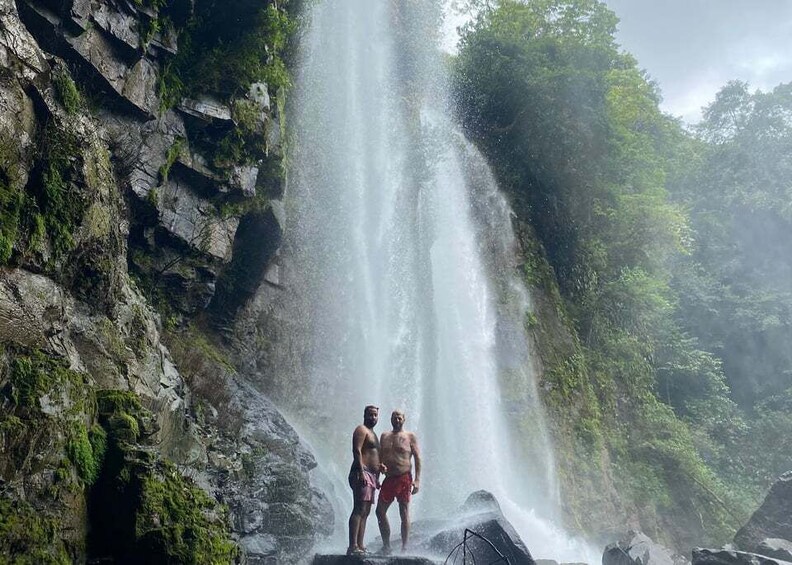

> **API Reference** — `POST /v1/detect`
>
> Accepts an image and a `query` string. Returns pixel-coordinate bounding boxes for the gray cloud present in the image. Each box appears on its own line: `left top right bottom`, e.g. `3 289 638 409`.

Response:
603 0 792 123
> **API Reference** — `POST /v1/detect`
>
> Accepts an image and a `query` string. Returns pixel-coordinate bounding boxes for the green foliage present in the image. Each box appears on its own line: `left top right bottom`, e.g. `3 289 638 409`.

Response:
53 69 82 115
454 0 765 546
158 2 295 105
0 499 71 564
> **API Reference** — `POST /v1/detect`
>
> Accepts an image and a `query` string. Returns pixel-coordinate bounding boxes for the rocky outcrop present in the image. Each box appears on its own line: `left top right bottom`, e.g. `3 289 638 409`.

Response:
201 377 334 563
603 531 690 565
409 491 535 564
2 0 320 560
756 540 792 562
734 472 792 554
692 548 792 565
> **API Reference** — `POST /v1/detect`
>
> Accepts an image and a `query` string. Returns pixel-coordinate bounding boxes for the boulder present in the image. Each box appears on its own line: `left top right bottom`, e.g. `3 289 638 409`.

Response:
734 472 792 553
692 548 792 565
409 490 534 564
603 531 689 565
198 377 334 564
756 540 792 562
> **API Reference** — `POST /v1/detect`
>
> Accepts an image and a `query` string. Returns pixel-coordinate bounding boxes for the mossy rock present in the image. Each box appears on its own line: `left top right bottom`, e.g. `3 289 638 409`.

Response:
0 499 71 564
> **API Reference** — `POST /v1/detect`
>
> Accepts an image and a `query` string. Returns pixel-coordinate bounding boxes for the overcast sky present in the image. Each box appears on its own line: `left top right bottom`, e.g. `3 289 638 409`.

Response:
602 0 792 124
443 1 792 124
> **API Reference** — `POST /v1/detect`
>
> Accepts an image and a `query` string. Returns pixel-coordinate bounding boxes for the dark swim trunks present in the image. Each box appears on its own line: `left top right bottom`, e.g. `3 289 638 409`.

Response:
379 473 412 504
348 465 377 502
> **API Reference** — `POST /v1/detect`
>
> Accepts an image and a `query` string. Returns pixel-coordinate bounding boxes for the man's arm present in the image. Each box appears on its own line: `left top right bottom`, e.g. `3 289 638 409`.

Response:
411 433 421 494
351 426 366 479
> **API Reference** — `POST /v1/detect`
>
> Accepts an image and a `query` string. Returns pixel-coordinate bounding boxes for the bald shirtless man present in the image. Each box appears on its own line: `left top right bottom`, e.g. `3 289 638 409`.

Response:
347 405 385 556
376 410 422 554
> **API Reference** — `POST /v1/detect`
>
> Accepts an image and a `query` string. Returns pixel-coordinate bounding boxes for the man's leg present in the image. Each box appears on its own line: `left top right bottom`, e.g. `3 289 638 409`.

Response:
399 501 410 551
356 501 372 550
376 499 394 551
348 499 365 553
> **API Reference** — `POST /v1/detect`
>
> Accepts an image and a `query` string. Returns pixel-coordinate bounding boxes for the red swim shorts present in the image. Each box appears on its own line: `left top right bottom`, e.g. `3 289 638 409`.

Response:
379 473 412 504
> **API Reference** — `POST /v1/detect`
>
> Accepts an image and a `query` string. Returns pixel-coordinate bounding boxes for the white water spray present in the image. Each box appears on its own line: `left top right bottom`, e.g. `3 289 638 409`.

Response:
272 0 598 561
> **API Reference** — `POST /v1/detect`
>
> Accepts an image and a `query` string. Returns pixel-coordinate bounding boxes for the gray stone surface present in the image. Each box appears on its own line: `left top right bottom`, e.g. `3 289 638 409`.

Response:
313 555 439 565
693 548 792 565
603 531 689 565
179 96 233 122
0 268 199 461
757 540 792 562
0 0 49 81
409 491 534 565
66 26 161 116
735 472 792 553
199 377 334 563
73 0 140 50
157 174 240 262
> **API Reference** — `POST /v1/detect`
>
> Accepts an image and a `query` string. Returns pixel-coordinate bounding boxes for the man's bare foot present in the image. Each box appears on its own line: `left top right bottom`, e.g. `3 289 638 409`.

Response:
377 545 392 556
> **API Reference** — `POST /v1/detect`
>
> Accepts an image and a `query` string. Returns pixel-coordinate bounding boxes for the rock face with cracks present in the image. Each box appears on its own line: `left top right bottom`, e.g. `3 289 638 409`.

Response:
0 0 325 561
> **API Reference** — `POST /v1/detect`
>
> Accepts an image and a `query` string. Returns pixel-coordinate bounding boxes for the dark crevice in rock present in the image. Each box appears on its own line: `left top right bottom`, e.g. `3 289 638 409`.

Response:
209 205 282 330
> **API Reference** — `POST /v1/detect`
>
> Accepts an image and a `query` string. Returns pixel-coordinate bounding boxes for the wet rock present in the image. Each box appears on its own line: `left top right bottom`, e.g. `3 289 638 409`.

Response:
410 490 534 564
230 164 259 197
104 109 186 199
71 0 140 50
755 541 792 562
198 377 333 564
756 540 792 562
0 268 199 461
179 96 233 123
735 472 792 553
65 26 160 116
313 555 439 565
157 173 240 262
0 0 49 81
249 81 270 112
692 548 791 565
603 531 689 565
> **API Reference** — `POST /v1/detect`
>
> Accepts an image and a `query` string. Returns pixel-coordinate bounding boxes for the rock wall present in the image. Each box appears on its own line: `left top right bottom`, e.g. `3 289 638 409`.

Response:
0 0 330 561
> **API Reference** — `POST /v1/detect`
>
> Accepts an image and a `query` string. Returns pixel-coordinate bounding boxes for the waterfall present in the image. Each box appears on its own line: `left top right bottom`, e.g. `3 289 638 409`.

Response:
270 0 596 560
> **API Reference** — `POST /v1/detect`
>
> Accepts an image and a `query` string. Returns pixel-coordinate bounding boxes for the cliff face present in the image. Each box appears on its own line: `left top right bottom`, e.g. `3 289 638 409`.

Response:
0 0 330 561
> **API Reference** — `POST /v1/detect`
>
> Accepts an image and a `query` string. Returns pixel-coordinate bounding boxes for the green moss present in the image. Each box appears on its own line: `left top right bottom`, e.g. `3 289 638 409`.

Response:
137 463 238 563
38 124 86 261
53 69 82 115
67 423 107 485
158 137 185 184
9 353 58 409
0 499 71 564
0 177 26 264
89 390 237 562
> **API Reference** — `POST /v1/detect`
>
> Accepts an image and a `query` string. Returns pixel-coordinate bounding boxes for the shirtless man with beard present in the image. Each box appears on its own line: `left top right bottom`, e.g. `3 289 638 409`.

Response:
376 410 422 554
347 405 386 556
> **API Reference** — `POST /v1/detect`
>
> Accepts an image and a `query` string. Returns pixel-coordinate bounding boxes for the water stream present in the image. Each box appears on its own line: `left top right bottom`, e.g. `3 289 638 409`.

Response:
273 0 597 561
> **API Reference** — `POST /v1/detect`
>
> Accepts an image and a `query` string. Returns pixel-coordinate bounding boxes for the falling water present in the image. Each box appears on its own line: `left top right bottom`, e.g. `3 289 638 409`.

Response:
270 0 596 560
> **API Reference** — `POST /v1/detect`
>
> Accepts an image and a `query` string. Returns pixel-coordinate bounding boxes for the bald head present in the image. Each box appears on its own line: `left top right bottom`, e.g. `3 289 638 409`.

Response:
391 410 405 431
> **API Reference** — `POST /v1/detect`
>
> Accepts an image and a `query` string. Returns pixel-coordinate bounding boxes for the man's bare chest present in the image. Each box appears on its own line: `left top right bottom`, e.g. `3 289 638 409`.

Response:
384 433 411 454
